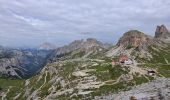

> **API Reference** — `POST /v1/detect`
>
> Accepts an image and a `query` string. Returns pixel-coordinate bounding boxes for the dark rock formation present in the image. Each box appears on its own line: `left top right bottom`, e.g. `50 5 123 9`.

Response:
155 25 170 39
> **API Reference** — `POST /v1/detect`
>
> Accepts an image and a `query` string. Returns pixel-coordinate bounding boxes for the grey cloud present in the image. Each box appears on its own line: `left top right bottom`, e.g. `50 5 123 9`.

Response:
0 0 170 47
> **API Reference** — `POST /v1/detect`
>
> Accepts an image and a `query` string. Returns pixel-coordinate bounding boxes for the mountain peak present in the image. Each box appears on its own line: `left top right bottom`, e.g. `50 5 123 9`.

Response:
117 30 152 48
123 30 145 36
51 38 112 58
155 25 170 39
86 38 97 42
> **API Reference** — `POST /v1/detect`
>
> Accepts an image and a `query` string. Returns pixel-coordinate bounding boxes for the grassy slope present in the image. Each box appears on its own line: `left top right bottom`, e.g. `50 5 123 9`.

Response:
138 44 170 78
0 78 25 100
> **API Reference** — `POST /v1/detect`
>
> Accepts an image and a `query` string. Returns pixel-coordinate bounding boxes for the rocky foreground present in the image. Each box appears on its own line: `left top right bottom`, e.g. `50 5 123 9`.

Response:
95 78 170 100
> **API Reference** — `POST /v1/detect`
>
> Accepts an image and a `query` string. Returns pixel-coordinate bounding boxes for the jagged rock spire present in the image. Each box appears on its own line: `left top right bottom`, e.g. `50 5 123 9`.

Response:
155 25 170 39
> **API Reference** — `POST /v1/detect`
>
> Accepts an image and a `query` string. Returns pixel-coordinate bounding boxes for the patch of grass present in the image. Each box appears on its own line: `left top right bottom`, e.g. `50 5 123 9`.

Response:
87 48 107 59
133 76 149 85
148 46 170 64
102 57 112 62
30 74 46 89
71 51 86 58
89 64 128 81
0 78 25 99
88 64 112 81
92 64 110 72
146 75 154 81
0 78 24 90
109 65 128 80
139 63 170 78
58 61 78 80
39 83 51 97
138 63 159 68
126 45 134 49
90 81 130 98
157 65 170 77
89 71 112 81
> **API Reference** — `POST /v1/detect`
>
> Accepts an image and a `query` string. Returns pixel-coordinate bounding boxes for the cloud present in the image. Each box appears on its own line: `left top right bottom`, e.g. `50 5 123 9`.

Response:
0 0 170 47
12 13 45 26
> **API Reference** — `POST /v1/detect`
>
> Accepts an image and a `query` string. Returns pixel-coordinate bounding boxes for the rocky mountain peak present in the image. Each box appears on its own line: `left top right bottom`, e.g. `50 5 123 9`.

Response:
117 30 152 48
86 38 98 42
48 38 112 62
155 25 170 39
54 38 108 55
67 38 101 48
85 38 102 48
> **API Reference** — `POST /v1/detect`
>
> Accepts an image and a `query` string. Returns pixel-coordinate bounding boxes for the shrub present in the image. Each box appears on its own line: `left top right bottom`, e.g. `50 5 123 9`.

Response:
0 87 2 91
129 96 137 100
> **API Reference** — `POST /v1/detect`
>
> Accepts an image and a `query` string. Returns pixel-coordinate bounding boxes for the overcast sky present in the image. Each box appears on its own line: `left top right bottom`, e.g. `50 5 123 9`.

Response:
0 0 170 47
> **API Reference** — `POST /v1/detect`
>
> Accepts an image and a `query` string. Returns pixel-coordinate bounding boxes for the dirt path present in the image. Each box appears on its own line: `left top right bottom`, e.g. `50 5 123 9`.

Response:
165 58 169 64
38 71 48 90
105 75 123 85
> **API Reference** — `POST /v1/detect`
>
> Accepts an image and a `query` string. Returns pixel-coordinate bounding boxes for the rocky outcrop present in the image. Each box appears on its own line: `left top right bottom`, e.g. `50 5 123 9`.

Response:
155 25 170 39
95 78 170 100
117 30 153 49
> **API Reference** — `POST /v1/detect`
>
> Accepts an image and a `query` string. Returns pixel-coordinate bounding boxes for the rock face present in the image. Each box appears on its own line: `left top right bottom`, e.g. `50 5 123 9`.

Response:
0 48 52 78
0 57 23 78
95 78 170 100
155 25 170 39
117 30 153 49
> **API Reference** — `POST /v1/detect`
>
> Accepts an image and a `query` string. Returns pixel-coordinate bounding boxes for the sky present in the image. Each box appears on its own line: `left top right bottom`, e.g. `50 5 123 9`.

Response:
0 0 170 48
